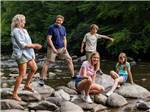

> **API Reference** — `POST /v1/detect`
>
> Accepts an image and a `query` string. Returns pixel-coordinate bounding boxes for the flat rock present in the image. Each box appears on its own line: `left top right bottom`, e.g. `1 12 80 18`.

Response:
116 83 150 99
56 86 77 95
28 100 58 111
54 89 70 101
106 93 128 107
60 101 84 112
1 99 24 110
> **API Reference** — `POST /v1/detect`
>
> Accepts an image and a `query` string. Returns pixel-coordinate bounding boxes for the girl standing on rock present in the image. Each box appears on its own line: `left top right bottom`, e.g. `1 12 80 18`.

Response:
11 14 42 101
75 52 104 103
106 52 134 96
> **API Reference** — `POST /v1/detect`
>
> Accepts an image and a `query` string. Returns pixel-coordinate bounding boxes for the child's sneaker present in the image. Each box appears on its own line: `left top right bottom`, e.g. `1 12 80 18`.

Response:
106 91 113 96
84 95 93 103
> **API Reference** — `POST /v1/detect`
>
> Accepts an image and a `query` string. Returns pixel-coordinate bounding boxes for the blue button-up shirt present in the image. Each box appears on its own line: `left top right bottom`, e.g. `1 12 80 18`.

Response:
47 24 66 49
11 28 35 60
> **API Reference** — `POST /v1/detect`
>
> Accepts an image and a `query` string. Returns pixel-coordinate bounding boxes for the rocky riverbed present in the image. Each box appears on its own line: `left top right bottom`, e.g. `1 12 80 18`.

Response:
1 54 150 112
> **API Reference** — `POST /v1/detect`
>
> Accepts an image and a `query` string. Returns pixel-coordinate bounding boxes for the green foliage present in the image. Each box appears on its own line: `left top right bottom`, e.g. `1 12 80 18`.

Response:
1 1 150 58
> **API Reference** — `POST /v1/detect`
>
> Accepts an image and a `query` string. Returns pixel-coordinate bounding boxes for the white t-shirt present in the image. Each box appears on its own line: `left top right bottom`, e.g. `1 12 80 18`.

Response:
83 32 104 52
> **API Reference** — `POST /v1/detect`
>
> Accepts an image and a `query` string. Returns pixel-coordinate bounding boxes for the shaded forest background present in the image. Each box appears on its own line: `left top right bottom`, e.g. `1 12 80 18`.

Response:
1 1 150 60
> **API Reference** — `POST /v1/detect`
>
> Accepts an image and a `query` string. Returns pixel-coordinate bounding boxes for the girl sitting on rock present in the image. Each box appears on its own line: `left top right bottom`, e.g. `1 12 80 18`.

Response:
75 52 104 103
106 52 134 96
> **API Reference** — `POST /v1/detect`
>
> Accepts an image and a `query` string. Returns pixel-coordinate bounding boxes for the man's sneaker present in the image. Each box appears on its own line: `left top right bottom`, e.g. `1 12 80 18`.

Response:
38 79 45 86
106 91 113 97
84 95 93 103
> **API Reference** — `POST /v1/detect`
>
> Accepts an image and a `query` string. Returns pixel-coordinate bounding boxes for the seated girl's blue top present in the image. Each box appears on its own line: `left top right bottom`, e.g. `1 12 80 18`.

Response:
115 62 130 77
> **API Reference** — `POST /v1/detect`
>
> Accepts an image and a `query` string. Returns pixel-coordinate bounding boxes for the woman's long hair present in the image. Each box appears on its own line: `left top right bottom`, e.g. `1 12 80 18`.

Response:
116 52 127 73
88 52 100 72
11 14 25 31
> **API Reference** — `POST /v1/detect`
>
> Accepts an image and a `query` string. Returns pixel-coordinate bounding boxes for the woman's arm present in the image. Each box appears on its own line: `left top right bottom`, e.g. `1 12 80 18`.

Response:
13 29 42 49
25 43 42 49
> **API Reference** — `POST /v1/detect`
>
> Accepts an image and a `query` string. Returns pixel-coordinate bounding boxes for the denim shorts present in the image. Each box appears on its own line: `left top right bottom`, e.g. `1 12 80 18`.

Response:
75 77 85 89
119 74 128 82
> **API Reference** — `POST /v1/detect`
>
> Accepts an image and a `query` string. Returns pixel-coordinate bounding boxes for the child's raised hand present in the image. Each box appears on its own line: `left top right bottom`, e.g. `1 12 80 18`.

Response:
110 38 114 42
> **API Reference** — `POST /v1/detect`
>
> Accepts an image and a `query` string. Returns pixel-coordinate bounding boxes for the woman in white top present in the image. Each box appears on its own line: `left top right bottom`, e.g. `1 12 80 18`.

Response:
11 14 42 101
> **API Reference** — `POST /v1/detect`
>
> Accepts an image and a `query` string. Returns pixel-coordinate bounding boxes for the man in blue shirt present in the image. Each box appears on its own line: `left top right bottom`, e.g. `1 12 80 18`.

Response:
39 15 75 86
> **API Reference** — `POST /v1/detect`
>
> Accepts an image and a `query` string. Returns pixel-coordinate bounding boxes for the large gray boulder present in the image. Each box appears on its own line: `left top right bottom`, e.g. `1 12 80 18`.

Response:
95 74 114 90
19 91 42 102
106 93 128 107
1 109 28 112
116 83 150 99
94 94 107 105
56 86 78 95
60 101 84 112
54 89 70 101
46 97 63 107
1 99 24 110
31 81 55 98
1 85 42 102
73 98 107 111
28 100 59 111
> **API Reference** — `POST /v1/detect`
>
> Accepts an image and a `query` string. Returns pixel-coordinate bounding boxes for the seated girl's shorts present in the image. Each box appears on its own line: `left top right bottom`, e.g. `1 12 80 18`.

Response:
119 74 128 82
75 77 85 89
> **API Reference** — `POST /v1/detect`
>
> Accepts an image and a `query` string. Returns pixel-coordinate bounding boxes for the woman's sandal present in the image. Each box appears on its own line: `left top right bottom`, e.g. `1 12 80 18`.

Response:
23 86 34 93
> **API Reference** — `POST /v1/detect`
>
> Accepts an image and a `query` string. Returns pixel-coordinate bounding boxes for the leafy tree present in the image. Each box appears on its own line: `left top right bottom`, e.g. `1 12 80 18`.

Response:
1 1 150 59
